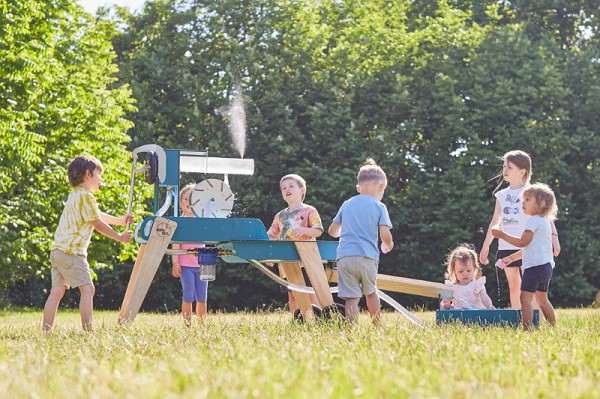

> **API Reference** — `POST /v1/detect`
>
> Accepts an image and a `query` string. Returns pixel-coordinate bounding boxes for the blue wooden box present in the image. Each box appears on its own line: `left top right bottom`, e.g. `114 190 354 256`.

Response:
436 309 539 327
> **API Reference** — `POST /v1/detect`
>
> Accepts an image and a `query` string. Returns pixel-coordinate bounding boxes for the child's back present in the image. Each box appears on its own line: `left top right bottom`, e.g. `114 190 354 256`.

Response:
333 194 390 261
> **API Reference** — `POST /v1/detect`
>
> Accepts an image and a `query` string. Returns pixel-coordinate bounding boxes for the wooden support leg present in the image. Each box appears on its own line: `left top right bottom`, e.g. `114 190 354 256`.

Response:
118 218 177 323
279 262 315 321
295 242 335 308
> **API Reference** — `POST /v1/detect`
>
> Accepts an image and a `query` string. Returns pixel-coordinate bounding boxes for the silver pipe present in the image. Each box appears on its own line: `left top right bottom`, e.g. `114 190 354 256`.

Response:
247 259 428 328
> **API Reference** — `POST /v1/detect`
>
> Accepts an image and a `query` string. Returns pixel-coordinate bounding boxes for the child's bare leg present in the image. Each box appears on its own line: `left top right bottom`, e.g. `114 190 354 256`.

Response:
531 295 545 321
534 291 556 326
365 291 381 325
43 285 66 331
182 301 193 324
520 291 535 330
78 283 95 331
505 267 522 309
195 301 207 320
345 298 360 323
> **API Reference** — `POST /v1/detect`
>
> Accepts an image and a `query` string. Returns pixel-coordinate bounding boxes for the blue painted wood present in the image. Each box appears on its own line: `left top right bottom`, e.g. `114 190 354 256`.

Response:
138 216 339 262
436 309 539 326
227 240 338 262
138 217 270 243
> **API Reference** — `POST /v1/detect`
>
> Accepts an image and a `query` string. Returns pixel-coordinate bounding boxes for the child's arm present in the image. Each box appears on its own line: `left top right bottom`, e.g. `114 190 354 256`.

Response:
480 288 495 310
291 227 323 239
551 221 561 256
503 250 522 265
379 225 394 252
91 219 132 243
267 214 280 240
100 212 134 226
171 244 181 277
328 221 341 238
491 228 533 248
480 200 502 265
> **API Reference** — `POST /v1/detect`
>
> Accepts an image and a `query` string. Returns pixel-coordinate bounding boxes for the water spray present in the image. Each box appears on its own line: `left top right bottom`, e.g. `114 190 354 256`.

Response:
221 82 247 158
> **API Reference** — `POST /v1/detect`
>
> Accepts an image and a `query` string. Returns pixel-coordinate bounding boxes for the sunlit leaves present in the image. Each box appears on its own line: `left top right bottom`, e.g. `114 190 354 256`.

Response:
0 0 140 286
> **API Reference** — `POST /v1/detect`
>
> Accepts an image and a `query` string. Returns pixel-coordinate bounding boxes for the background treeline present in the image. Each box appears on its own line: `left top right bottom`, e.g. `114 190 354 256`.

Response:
2 0 599 312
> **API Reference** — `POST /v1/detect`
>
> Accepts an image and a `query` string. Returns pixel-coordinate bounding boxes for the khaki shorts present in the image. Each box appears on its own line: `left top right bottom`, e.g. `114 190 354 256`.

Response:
50 249 93 289
336 256 379 299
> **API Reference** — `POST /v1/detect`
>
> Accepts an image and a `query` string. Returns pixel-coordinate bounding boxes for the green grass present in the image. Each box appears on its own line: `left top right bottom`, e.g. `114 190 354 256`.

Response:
1 308 599 398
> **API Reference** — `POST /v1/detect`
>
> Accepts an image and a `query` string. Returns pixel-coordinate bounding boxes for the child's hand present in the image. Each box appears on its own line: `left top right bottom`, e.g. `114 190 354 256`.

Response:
380 242 389 254
118 231 133 243
552 235 561 257
172 263 181 277
440 299 453 310
479 247 489 265
289 228 310 240
490 224 502 238
495 259 506 269
122 213 134 227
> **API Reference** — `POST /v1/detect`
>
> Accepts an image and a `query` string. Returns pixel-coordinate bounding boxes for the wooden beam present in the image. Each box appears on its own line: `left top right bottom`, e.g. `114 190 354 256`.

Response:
279 263 316 321
324 268 452 299
118 217 177 323
295 241 335 308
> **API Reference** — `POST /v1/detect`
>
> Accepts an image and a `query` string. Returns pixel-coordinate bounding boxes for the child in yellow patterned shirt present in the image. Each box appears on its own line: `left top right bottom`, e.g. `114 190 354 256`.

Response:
42 155 134 332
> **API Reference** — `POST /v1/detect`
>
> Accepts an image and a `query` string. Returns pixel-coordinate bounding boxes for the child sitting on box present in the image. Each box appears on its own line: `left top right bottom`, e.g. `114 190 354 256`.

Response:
440 244 495 310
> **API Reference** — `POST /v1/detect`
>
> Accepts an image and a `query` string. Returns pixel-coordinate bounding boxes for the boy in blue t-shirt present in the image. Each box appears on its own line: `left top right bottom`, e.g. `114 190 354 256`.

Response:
328 158 394 324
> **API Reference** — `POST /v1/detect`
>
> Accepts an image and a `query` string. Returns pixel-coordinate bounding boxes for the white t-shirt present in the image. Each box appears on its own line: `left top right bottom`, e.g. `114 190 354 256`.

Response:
522 215 555 269
451 277 490 310
495 186 529 250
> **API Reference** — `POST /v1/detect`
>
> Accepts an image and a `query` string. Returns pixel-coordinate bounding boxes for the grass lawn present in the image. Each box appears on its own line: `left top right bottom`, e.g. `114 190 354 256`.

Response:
0 308 598 398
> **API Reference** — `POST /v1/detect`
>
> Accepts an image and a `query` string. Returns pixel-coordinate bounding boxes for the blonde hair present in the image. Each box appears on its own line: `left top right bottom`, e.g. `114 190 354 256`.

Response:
444 244 482 283
280 174 306 201
493 150 532 193
179 183 195 213
523 183 558 220
357 158 387 185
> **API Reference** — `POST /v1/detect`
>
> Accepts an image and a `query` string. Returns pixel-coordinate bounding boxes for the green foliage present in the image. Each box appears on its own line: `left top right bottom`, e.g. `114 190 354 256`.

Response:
101 0 600 310
3 0 599 310
0 1 145 290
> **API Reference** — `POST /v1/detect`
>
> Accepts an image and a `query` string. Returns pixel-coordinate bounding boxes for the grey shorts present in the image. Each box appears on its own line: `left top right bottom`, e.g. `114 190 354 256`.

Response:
336 256 378 299
50 249 93 289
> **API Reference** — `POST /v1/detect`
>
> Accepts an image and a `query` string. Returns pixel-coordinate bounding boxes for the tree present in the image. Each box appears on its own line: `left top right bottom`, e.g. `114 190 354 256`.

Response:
106 0 599 310
0 0 143 297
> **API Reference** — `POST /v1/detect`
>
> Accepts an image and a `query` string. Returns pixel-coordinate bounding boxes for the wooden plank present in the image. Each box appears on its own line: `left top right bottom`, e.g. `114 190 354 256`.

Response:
295 241 335 308
324 268 453 299
118 242 147 322
279 262 315 320
118 217 178 323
